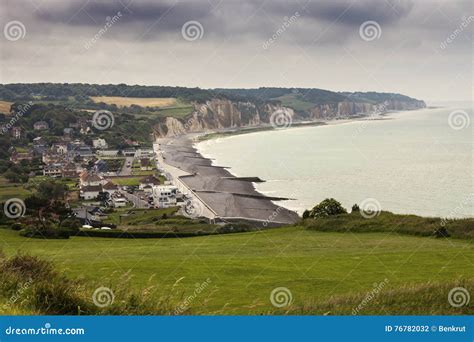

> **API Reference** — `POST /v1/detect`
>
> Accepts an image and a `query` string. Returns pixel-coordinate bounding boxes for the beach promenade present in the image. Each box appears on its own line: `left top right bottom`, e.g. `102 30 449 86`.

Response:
154 135 299 226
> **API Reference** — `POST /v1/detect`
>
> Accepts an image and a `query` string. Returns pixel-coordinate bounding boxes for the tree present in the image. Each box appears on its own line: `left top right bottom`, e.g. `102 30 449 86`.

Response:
37 181 67 201
308 198 347 218
302 210 310 219
351 204 360 213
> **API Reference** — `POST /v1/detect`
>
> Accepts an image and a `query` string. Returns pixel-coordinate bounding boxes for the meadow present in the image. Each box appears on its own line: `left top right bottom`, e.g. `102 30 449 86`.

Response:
0 223 472 314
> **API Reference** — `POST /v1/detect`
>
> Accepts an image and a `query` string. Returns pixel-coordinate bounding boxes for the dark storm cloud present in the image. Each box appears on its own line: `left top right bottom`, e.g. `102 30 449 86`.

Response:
36 0 212 28
29 0 414 39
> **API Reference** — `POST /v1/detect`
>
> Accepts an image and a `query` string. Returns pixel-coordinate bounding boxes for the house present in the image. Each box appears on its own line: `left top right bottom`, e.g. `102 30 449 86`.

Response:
11 127 22 139
33 121 49 130
52 143 68 155
76 146 94 158
140 158 152 171
97 149 120 157
139 175 160 191
92 138 108 149
152 185 179 208
123 148 136 157
62 163 78 178
110 194 128 208
43 163 63 177
80 172 104 187
102 181 119 196
135 148 154 158
79 185 102 200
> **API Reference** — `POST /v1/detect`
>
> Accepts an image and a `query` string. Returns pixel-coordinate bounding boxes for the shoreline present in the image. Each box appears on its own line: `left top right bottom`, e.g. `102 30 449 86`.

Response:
155 108 438 223
154 136 300 226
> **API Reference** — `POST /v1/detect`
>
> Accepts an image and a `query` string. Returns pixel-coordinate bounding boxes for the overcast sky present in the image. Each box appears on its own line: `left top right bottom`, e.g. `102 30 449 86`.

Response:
1 0 472 102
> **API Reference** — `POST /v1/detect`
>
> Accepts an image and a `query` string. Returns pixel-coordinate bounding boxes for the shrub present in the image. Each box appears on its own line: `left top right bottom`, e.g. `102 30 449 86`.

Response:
308 198 347 218
11 223 24 231
351 204 360 212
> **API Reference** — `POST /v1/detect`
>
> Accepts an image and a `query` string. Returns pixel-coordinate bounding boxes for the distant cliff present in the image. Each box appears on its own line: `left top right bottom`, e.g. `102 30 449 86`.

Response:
156 90 426 137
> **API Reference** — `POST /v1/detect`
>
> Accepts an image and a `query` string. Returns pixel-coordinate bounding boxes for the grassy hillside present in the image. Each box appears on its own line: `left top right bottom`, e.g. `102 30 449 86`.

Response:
0 224 472 314
303 211 474 240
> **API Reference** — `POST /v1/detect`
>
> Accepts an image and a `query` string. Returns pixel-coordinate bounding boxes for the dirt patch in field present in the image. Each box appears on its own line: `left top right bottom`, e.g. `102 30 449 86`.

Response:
0 101 13 114
90 96 177 108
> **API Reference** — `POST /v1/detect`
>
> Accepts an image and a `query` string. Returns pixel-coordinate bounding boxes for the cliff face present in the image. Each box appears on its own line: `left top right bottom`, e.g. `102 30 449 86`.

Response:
156 98 425 137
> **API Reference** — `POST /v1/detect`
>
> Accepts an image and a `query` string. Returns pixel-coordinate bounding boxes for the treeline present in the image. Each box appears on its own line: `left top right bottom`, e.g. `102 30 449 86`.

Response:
0 84 424 106
0 83 216 103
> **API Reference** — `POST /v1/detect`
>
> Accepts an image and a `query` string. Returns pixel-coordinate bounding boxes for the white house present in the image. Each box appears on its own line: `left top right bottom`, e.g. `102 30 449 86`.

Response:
92 138 108 149
111 196 128 208
97 149 120 157
152 185 179 208
80 185 102 200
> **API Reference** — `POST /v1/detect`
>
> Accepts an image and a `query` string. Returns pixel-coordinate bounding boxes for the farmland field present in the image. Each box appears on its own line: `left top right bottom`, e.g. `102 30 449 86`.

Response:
0 100 13 114
90 96 177 108
0 226 472 314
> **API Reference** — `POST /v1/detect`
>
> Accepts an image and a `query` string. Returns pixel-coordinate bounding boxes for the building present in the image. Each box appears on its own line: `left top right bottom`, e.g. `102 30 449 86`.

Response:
102 181 119 197
152 185 179 208
110 194 128 208
52 143 68 155
33 121 49 130
80 172 105 187
139 175 160 191
135 148 154 158
140 158 152 171
43 163 63 177
76 146 94 159
80 185 102 200
62 163 78 178
11 127 22 139
92 138 108 149
97 149 120 157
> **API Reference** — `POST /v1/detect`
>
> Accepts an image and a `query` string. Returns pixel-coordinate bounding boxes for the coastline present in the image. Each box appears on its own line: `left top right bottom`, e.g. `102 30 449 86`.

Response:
155 108 437 223
154 135 300 226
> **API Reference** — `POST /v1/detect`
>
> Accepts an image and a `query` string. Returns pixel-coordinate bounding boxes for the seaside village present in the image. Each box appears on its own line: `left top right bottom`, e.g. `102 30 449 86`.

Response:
5 118 187 229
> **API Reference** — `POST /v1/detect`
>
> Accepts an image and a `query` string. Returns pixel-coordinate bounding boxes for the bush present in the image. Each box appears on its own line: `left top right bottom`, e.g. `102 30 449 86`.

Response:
10 223 24 231
20 227 70 239
308 198 347 218
351 204 360 212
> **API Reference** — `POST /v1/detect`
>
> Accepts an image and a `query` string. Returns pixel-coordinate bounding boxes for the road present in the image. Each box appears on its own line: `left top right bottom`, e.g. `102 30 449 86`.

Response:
119 157 134 176
120 190 150 209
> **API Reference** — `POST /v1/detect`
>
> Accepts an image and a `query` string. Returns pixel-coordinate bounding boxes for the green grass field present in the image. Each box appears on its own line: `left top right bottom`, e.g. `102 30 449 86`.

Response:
0 226 472 314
